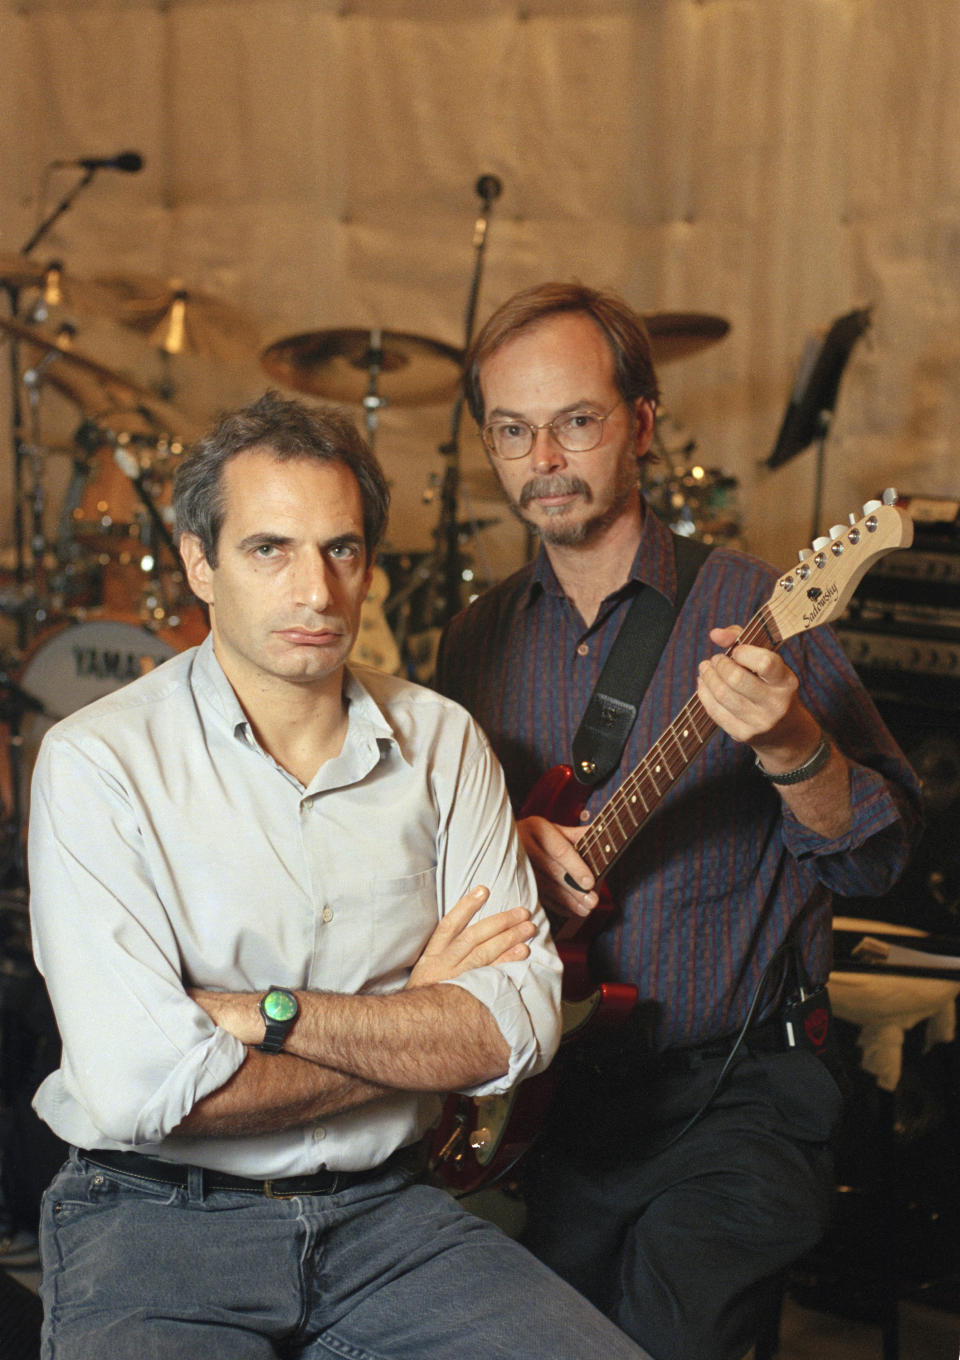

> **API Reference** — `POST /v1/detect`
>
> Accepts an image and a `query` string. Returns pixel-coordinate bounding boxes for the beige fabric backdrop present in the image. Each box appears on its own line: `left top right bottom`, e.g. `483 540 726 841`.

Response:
1 0 958 595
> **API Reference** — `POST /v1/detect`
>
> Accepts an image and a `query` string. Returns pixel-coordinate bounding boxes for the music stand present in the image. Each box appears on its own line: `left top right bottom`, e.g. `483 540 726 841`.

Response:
766 306 872 539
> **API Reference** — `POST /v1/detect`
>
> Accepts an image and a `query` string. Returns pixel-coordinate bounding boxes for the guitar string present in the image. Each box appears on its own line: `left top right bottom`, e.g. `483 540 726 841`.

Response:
577 604 780 875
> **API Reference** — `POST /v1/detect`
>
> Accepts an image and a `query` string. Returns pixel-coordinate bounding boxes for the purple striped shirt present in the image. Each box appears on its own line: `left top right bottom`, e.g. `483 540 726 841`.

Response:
436 508 923 1047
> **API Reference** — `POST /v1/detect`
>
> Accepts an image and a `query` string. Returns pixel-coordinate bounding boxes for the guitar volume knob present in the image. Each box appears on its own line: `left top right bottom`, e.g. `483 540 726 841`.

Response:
469 1126 492 1152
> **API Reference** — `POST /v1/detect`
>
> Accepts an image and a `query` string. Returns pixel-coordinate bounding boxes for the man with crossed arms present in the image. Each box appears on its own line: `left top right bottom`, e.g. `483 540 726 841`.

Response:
28 392 649 1358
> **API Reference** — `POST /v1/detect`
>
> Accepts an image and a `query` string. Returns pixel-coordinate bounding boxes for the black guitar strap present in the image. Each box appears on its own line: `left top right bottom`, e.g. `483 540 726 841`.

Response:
571 534 714 787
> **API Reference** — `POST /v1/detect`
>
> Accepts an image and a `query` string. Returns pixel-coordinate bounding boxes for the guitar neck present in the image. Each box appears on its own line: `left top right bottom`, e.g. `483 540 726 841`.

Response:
578 601 783 881
573 496 912 882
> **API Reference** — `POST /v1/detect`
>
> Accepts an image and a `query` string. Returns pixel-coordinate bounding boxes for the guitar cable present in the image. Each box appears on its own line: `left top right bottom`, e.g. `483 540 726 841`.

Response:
654 936 793 1155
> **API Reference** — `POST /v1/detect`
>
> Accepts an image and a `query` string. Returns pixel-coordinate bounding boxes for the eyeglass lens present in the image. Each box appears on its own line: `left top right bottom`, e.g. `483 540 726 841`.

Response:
484 409 612 459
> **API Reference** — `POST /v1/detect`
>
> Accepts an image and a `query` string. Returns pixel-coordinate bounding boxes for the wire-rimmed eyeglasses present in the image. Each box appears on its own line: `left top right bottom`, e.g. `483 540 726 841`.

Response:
480 399 626 461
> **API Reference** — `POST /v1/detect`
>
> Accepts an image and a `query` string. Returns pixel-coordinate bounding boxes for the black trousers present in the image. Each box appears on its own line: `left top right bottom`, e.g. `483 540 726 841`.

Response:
520 1046 841 1360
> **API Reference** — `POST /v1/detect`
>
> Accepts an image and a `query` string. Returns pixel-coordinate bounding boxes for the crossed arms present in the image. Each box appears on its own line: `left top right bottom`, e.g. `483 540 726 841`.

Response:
177 888 537 1137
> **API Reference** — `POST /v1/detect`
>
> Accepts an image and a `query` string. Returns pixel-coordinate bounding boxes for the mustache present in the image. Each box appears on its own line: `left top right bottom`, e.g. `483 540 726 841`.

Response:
518 475 591 508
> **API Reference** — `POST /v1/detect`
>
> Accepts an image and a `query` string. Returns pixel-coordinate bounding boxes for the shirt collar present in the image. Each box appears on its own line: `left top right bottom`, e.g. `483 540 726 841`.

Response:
192 636 403 790
342 666 402 754
191 634 396 750
192 633 248 734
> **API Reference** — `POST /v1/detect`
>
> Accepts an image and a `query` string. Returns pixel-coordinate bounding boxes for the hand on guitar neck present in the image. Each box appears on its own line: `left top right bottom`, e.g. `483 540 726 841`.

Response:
519 618 832 927
517 815 599 921
519 497 914 929
698 622 853 840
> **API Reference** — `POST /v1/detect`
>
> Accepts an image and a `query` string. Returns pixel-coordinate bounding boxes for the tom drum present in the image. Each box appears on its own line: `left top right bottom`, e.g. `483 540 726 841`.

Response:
13 616 195 812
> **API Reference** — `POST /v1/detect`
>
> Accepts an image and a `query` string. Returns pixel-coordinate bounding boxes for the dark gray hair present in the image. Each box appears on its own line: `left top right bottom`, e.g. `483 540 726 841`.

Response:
173 391 390 566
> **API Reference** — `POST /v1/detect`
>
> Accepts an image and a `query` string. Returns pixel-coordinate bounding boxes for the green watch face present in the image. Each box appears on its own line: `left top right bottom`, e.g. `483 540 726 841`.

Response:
263 990 297 1023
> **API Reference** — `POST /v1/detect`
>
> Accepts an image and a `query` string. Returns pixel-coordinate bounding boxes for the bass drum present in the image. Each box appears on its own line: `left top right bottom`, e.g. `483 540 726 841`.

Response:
15 614 196 803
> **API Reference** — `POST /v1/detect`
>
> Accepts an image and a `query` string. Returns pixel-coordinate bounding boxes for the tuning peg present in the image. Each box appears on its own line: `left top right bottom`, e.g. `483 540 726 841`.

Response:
798 548 812 562
828 524 846 540
882 487 898 505
812 536 831 551
861 499 882 515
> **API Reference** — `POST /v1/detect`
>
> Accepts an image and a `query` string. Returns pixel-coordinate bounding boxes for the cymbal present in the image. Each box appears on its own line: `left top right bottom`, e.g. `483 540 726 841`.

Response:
642 312 731 365
261 328 463 407
91 274 261 363
0 315 196 437
0 258 115 316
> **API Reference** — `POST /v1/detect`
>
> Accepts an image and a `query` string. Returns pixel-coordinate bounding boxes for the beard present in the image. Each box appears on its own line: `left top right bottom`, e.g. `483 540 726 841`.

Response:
509 462 639 547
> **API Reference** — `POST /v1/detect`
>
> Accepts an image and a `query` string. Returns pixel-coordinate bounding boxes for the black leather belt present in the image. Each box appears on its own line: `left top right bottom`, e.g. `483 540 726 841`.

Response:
79 1146 411 1199
656 1016 787 1074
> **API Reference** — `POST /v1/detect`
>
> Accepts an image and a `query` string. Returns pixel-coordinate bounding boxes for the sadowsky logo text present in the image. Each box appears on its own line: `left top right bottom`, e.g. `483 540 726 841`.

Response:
802 583 838 628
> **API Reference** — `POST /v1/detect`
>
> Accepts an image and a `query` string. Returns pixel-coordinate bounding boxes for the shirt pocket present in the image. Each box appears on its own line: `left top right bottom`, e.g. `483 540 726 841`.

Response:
335 865 439 989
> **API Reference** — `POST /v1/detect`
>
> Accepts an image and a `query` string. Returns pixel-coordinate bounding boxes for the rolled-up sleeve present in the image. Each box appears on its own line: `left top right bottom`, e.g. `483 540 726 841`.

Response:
29 733 246 1147
780 760 924 905
432 718 562 1095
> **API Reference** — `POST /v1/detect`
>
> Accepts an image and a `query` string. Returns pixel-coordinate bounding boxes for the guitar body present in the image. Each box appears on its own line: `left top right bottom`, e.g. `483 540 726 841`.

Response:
520 765 638 1016
430 496 914 1195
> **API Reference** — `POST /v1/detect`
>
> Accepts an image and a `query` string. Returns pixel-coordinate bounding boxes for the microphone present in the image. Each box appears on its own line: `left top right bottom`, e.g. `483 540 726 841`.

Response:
51 151 144 173
475 174 502 204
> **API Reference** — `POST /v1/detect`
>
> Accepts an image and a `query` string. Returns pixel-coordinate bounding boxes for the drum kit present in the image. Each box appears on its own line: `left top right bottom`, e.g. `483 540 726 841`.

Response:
0 231 736 888
0 264 223 886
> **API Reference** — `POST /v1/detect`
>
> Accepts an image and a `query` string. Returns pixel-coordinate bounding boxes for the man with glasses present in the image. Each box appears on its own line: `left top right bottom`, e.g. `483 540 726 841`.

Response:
435 283 922 1360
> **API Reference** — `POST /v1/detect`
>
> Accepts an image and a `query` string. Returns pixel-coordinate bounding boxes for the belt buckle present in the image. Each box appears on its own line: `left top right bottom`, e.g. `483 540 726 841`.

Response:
263 1179 299 1200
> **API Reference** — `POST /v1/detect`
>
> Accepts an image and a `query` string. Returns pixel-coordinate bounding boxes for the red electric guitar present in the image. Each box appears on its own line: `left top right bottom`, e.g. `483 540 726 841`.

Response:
430 494 913 1194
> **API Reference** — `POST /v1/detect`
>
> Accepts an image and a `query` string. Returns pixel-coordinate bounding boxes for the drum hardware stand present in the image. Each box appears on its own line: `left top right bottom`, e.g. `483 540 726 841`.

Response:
111 442 178 561
4 168 108 648
110 441 185 629
16 347 70 639
381 553 435 664
56 418 101 557
422 173 502 633
359 328 387 454
3 292 31 651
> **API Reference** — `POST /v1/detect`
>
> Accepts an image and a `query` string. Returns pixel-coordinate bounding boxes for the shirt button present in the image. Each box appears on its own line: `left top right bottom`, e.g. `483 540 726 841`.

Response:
576 643 589 657
312 1126 326 1142
579 810 591 824
322 907 334 924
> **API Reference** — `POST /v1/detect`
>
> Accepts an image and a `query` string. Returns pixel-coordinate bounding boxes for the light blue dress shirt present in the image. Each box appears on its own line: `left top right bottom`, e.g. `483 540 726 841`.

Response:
29 635 561 1175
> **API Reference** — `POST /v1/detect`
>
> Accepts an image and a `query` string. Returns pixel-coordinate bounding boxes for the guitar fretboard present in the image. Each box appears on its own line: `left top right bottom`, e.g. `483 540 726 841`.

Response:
577 601 783 880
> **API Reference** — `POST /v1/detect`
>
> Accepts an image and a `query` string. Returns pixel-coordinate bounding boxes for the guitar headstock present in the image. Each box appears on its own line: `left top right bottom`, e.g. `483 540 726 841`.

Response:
767 490 914 644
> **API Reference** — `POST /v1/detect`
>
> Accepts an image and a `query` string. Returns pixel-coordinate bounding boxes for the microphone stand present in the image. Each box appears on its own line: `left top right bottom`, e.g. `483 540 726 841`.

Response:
429 174 502 630
20 166 97 257
5 166 100 646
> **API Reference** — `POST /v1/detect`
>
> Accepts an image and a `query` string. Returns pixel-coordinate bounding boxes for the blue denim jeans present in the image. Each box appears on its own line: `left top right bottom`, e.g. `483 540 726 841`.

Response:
39 1149 649 1358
